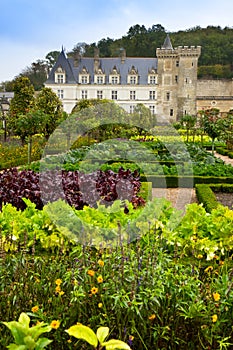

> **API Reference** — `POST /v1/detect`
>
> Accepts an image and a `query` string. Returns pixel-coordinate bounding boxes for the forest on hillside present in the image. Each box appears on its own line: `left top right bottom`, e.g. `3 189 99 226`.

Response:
2 24 233 91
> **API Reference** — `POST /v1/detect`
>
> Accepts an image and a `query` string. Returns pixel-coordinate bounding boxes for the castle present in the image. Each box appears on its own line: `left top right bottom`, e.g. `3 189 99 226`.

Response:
45 35 233 121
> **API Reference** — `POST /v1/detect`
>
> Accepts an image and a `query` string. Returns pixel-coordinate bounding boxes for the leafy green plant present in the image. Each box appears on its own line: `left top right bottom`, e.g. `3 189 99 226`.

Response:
2 312 52 349
66 323 131 349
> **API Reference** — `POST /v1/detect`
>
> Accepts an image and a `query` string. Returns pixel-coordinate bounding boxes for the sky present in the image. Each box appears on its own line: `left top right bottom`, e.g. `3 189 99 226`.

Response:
1 0 233 82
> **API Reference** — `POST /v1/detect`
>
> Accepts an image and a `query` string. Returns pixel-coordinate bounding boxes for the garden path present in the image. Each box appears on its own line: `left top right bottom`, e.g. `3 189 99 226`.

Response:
152 152 233 211
213 152 233 166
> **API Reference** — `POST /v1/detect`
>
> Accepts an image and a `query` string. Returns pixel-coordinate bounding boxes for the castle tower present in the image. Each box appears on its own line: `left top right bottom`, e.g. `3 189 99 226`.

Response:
156 35 201 122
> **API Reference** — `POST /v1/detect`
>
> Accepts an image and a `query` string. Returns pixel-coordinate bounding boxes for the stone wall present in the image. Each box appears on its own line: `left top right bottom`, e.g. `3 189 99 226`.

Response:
196 79 233 112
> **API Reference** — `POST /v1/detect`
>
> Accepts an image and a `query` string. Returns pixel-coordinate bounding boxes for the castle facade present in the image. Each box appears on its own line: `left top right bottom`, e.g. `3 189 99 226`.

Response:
47 35 230 121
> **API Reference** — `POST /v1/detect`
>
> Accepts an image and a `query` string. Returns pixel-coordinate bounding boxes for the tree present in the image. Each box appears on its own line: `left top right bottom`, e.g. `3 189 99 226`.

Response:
45 51 60 69
203 108 221 154
131 104 156 135
218 110 233 150
10 76 35 117
9 76 35 143
36 87 65 140
19 60 48 90
13 110 47 163
180 115 196 142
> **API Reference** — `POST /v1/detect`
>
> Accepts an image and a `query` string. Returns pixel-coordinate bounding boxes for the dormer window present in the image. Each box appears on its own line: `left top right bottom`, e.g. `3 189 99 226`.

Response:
79 66 90 84
97 76 104 84
127 66 138 84
111 76 119 84
55 67 66 84
109 66 120 84
148 68 157 85
148 75 157 85
94 68 105 84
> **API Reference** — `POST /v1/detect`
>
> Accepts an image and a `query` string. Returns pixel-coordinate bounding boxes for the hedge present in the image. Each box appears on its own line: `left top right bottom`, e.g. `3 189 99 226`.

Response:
195 183 233 212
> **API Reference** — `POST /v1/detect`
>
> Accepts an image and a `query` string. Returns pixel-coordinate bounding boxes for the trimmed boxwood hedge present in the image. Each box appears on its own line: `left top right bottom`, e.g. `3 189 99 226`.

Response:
195 183 233 212
195 184 219 212
140 175 233 188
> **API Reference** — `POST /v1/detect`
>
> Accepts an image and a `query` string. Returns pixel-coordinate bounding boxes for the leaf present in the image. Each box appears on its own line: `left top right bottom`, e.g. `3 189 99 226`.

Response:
102 339 132 350
2 321 28 344
35 337 53 349
96 326 109 344
18 313 30 328
29 323 52 340
65 324 98 347
7 345 27 350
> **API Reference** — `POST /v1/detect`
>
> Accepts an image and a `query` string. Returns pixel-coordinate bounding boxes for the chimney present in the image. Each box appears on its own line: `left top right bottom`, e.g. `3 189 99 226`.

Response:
120 48 126 63
94 47 100 72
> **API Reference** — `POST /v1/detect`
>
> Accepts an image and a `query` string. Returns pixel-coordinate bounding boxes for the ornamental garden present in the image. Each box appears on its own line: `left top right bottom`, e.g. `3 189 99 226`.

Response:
1 97 233 349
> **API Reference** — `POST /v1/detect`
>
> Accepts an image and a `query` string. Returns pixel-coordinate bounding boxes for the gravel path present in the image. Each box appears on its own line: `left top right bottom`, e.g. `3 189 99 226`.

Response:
152 151 233 211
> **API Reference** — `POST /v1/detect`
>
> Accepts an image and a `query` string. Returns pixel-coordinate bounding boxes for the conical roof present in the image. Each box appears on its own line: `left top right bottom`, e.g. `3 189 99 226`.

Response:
162 34 173 50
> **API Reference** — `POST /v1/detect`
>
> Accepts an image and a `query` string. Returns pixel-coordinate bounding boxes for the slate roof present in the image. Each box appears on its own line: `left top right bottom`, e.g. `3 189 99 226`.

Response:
161 34 173 50
46 51 158 85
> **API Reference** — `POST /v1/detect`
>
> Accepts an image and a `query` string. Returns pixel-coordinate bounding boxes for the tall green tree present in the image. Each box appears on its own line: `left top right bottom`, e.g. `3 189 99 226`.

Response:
19 60 48 90
10 76 35 118
36 87 65 140
13 110 47 163
203 108 221 154
180 115 196 142
131 104 156 135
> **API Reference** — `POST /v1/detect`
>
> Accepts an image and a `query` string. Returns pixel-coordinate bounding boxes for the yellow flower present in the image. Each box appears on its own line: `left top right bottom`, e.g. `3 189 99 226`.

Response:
55 285 61 293
97 275 103 283
98 303 103 308
129 335 134 341
59 290 65 296
67 339 72 343
50 320 60 329
197 254 203 259
213 292 220 302
55 279 62 286
91 287 98 295
87 270 95 277
31 305 39 313
219 260 224 266
212 314 218 323
204 266 213 273
98 260 104 267
148 314 156 321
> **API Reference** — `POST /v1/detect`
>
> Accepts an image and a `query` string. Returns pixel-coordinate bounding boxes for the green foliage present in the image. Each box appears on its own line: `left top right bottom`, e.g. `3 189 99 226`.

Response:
2 313 52 349
66 324 131 349
195 184 219 212
10 77 35 118
36 87 64 140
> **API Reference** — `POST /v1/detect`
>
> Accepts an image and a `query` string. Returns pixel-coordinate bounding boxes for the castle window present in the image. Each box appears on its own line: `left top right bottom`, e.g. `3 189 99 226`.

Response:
97 90 103 99
97 76 104 84
149 75 157 84
55 67 66 84
166 92 170 101
130 105 135 114
112 91 118 100
170 109 173 116
130 91 136 100
176 61 179 67
57 89 64 99
81 90 88 99
111 76 119 84
81 76 88 84
175 75 178 83
57 74 64 83
149 105 156 115
149 91 156 100
129 76 137 84
128 66 138 84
